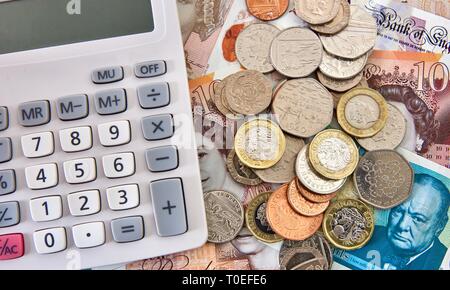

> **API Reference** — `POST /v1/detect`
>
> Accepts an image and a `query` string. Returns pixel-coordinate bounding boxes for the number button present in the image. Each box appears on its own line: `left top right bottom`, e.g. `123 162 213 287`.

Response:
21 132 54 158
0 170 16 196
59 126 92 153
25 163 58 190
29 196 63 222
102 152 135 179
72 222 105 249
98 120 131 147
106 184 140 211
33 227 67 254
63 158 97 184
67 190 101 217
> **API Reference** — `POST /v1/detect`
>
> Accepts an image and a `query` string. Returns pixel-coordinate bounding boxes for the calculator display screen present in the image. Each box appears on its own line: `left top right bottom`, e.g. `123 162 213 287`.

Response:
0 0 155 55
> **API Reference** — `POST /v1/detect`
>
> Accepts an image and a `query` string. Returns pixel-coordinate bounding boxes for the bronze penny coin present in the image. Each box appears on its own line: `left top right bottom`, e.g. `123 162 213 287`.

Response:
295 178 337 204
246 0 289 21
287 179 330 217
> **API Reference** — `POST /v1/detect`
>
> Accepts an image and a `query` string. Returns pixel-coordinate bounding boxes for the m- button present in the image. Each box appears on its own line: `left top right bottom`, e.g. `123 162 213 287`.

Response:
18 101 50 127
56 94 89 121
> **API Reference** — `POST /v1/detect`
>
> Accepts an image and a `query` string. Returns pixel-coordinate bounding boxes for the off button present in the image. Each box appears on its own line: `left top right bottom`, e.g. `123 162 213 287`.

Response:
135 60 167 78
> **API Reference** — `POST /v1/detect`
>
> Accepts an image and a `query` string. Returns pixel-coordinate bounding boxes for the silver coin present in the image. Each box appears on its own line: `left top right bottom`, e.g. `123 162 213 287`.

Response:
294 0 341 25
319 50 368 80
310 0 351 35
318 70 364 93
226 150 263 186
280 248 328 270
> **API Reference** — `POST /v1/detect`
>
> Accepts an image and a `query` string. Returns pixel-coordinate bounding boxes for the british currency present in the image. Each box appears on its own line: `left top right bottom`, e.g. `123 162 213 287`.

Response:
353 0 450 19
226 150 263 186
319 50 369 80
309 129 360 180
235 23 280 73
310 0 351 34
253 134 305 184
270 28 323 78
296 178 337 204
287 180 330 217
234 119 286 169
266 184 324 241
272 78 334 138
318 71 364 93
337 88 389 138
296 146 347 194
205 190 245 243
323 199 375 250
245 192 283 243
212 76 240 118
320 5 377 59
246 0 289 21
354 150 414 209
356 103 407 151
222 24 245 62
280 248 328 270
294 0 341 25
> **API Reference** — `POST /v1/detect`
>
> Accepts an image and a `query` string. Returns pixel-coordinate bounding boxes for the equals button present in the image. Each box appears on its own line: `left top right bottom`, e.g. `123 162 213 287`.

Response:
111 216 144 243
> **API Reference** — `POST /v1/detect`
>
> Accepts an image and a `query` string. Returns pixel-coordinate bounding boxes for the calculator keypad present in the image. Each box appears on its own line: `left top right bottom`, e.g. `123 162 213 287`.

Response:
21 132 55 158
0 170 16 196
33 227 67 254
98 120 131 147
29 196 63 222
145 146 179 172
63 158 97 184
56 95 89 121
142 114 174 141
59 126 93 153
135 61 166 78
0 107 8 132
72 222 106 249
103 152 136 179
0 233 24 260
92 66 124 84
106 184 140 211
111 216 144 243
0 138 12 164
95 89 127 115
138 83 171 109
18 100 51 127
0 202 20 228
67 190 101 217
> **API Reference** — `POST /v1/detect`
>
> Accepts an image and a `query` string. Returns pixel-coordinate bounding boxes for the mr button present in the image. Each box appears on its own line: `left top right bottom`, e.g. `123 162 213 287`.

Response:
18 101 50 127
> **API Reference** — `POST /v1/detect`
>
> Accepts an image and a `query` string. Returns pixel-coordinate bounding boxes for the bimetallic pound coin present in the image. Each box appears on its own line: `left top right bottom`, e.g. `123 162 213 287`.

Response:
294 0 341 25
309 129 359 180
205 191 244 243
323 199 374 250
280 248 328 270
337 88 389 138
226 150 263 186
296 178 337 204
354 150 414 209
310 0 351 35
288 179 330 217
319 50 368 80
245 192 283 243
246 0 289 21
317 71 363 93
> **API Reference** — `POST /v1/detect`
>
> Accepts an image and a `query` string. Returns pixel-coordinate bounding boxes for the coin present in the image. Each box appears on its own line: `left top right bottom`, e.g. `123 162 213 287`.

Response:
226 150 263 186
354 150 414 209
272 78 334 138
213 77 240 119
317 71 363 93
337 88 389 138
287 179 330 217
253 134 305 184
270 28 323 78
309 129 359 180
310 0 351 35
205 191 245 243
234 119 286 169
245 192 283 243
280 248 328 270
356 103 407 151
323 199 374 250
225 70 272 115
296 178 337 204
266 184 323 241
235 23 280 73
246 0 289 21
319 50 368 80
320 5 377 59
294 0 341 25
296 145 347 194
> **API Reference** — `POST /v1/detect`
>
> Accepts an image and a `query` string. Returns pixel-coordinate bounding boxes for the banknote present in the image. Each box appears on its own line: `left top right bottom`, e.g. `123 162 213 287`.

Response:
352 0 450 19
332 148 450 270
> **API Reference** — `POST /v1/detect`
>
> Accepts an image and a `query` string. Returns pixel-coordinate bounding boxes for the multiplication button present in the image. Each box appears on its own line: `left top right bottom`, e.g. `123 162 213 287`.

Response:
138 83 170 109
0 170 16 196
0 107 8 131
141 114 174 141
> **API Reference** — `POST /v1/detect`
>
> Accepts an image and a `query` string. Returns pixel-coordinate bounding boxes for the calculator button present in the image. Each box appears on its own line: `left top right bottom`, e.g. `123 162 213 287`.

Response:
0 202 20 228
138 83 171 109
0 170 16 196
150 178 188 237
59 126 93 153
141 114 174 141
63 158 97 184
0 233 24 260
98 120 131 147
145 146 179 172
25 163 58 190
30 196 63 222
92 66 124 84
72 222 105 249
56 94 89 121
67 190 101 217
103 152 136 179
111 216 144 243
18 100 51 127
135 60 167 78
33 227 67 254
21 132 55 158
95 89 127 115
106 184 140 211
0 138 12 164
0 107 9 131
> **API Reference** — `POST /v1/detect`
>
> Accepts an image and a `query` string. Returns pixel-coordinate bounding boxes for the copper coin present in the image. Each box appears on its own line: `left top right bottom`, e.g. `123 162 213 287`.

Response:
222 24 246 62
266 184 323 241
287 180 330 217
295 178 337 204
246 0 289 21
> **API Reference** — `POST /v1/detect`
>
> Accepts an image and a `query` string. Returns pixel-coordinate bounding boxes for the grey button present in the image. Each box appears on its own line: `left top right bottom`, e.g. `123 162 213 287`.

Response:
0 170 16 196
56 94 89 121
150 178 187 237
0 202 20 228
145 146 179 172
135 61 167 78
0 138 12 163
138 83 170 109
0 107 8 131
18 100 50 127
95 89 127 115
111 216 144 243
142 114 174 141
92 66 124 84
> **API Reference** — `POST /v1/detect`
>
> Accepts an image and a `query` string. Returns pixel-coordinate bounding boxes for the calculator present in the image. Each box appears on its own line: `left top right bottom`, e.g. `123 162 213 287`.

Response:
0 0 207 269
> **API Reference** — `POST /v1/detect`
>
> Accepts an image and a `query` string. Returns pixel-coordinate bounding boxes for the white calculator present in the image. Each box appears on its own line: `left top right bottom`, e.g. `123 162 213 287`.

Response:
0 0 207 269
